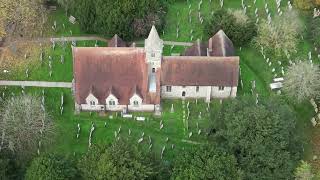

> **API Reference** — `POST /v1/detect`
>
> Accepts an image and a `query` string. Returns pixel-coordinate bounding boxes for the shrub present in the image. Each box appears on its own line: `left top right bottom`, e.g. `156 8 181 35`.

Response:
204 9 257 46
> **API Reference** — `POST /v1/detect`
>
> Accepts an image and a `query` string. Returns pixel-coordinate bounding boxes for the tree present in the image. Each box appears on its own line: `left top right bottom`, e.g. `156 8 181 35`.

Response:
315 0 320 6
0 150 21 179
57 0 74 16
294 161 314 180
72 0 96 33
294 0 314 10
254 10 302 58
309 16 320 47
210 96 302 179
283 61 320 102
70 0 167 40
204 9 257 46
78 139 167 179
25 154 78 180
172 145 243 180
0 0 47 39
0 95 55 160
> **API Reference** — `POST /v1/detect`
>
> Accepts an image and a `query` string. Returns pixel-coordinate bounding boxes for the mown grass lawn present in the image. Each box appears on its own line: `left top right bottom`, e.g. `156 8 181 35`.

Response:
0 86 220 161
1 0 317 166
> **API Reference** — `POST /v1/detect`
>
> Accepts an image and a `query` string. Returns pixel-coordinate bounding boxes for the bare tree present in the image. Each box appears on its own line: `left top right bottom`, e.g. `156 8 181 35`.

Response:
0 95 54 160
254 9 302 58
294 161 314 180
57 0 74 16
283 61 320 102
0 0 47 39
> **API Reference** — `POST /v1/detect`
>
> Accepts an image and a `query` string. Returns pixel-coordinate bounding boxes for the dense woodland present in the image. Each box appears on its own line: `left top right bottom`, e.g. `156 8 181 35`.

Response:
66 0 169 40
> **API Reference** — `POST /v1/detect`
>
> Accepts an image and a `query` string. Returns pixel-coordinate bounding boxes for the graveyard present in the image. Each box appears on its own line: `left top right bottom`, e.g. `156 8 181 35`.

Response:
1 0 320 178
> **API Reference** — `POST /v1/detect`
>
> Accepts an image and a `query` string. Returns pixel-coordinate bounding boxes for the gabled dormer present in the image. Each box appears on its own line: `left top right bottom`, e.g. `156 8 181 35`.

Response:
208 30 235 57
108 34 127 47
86 86 98 106
129 86 143 107
105 86 119 107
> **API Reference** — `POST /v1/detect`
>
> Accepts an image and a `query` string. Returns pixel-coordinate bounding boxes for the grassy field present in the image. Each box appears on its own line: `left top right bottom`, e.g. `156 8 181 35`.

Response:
0 0 318 168
0 86 219 161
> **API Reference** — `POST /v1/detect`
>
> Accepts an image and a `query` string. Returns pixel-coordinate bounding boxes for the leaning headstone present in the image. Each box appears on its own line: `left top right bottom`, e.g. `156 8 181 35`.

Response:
25 69 29 78
69 15 76 24
138 137 144 143
149 136 152 144
88 124 95 147
161 146 166 159
171 144 175 149
60 55 64 64
60 106 63 115
311 117 317 127
118 126 121 134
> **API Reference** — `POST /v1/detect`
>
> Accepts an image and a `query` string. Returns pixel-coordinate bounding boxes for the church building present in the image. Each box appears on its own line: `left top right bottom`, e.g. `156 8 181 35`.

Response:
72 26 239 113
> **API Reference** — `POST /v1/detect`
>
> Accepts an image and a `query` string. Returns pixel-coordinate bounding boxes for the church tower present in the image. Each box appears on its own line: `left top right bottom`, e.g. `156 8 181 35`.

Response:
145 25 164 74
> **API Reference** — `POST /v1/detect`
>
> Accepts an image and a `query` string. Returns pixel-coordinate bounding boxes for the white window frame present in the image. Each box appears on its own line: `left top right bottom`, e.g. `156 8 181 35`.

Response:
90 101 96 106
218 86 225 91
196 86 199 92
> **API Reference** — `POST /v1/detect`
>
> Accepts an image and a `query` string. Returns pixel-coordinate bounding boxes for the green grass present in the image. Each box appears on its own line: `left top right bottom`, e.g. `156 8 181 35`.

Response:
45 9 88 37
1 40 106 82
1 0 317 165
0 86 218 161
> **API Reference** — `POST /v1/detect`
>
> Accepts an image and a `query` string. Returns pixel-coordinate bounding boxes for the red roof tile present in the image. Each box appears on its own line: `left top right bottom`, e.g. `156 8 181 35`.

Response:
73 47 157 105
161 56 239 86
208 30 235 57
183 39 208 56
108 34 127 47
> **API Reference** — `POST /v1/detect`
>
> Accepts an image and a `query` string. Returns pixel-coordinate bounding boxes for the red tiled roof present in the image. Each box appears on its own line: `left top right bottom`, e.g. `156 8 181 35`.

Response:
161 56 239 86
208 30 235 57
73 47 157 105
183 39 208 56
108 34 127 47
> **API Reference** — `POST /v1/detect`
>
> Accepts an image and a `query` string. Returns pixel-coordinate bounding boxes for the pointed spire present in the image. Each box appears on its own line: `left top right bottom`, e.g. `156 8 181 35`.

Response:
147 25 161 42
145 25 163 50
